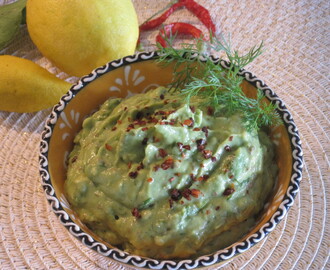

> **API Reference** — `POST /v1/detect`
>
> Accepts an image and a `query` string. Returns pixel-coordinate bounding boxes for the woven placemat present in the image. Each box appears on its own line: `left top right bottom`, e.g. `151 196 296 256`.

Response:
0 0 329 269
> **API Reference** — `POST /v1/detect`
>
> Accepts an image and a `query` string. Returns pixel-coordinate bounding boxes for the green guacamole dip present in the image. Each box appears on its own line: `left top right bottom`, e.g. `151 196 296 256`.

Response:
65 87 277 259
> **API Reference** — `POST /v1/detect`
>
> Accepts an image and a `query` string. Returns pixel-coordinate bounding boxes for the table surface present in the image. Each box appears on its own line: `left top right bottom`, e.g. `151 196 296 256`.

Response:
0 0 329 269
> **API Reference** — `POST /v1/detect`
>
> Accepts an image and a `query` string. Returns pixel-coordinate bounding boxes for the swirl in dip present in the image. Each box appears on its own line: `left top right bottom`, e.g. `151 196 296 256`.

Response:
65 87 277 259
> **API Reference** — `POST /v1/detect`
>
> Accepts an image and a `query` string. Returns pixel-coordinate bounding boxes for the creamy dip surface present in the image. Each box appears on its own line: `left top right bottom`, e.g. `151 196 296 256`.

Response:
65 87 277 259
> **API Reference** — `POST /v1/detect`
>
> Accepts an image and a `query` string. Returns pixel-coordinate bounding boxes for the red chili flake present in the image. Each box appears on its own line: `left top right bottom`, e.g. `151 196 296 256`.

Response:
183 118 194 127
129 171 138 179
172 99 177 103
131 207 141 219
153 165 160 171
191 189 201 198
161 157 174 170
124 107 128 111
138 120 147 126
203 175 209 181
164 99 169 104
153 137 161 143
142 127 148 131
177 142 183 151
207 106 214 116
189 105 196 113
215 206 220 211
142 137 148 145
183 145 191 150
111 126 117 131
206 210 210 215
211 156 217 162
71 156 77 163
147 177 153 183
224 145 231 152
137 162 144 171
229 175 234 179
169 199 174 209
157 110 167 115
169 189 182 201
105 144 112 151
202 126 209 137
196 138 206 151
197 176 204 181
174 173 181 176
193 128 201 131
190 174 197 181
117 120 122 125
160 94 165 100
158 148 168 158
202 149 212 159
128 162 132 169
223 187 235 196
182 188 192 200
180 200 184 204
229 136 233 142
168 177 175 182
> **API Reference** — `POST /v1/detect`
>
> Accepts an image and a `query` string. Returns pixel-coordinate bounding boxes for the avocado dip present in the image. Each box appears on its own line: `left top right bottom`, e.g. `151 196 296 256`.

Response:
65 86 277 259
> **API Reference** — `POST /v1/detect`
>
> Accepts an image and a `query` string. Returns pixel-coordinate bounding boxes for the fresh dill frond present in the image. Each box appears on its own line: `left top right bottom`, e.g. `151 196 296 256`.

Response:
155 34 280 130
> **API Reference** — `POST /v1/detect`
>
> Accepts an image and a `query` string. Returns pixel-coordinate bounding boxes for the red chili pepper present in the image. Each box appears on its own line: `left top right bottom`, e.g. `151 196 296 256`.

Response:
179 0 216 34
156 22 204 47
139 1 185 31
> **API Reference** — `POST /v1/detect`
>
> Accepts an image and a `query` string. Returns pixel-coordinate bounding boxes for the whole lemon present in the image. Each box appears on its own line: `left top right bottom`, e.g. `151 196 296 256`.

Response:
0 55 71 113
26 0 139 77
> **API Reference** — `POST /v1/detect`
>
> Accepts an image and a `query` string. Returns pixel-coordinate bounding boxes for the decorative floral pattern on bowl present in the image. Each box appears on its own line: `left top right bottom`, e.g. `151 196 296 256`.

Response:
39 52 303 270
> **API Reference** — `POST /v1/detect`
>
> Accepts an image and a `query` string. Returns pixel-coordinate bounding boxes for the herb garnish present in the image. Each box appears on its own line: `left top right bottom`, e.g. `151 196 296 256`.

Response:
156 35 280 130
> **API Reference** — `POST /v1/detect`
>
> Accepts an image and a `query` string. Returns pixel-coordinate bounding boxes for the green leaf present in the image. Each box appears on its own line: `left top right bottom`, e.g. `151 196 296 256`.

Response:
0 0 27 50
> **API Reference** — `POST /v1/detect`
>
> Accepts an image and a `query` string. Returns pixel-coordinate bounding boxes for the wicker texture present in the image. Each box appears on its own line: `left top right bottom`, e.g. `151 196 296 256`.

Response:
0 0 329 269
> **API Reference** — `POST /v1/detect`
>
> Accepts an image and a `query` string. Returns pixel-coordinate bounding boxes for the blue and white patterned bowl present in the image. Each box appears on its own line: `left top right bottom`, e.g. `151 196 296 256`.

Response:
39 52 303 269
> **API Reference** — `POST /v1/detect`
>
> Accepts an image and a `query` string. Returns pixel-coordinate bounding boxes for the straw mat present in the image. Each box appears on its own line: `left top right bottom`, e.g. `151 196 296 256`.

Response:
0 0 329 269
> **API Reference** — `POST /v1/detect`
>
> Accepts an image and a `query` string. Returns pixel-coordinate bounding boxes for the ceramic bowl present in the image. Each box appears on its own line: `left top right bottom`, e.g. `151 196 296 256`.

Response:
39 52 303 269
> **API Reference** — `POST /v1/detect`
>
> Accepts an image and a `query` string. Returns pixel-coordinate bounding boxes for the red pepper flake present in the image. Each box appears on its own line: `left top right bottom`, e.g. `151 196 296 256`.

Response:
156 110 167 115
180 200 184 205
193 128 201 131
202 126 209 137
153 136 161 143
203 174 209 181
129 171 138 179
142 137 148 145
128 162 132 169
229 136 233 142
137 162 144 171
215 206 220 211
182 188 192 200
191 189 201 198
189 106 196 113
224 145 231 152
174 173 181 176
177 142 183 151
223 187 235 196
131 207 141 219
169 189 182 201
124 107 128 111
206 210 210 215
183 145 191 150
168 177 175 182
111 126 117 131
183 118 194 127
207 106 214 116
153 165 160 171
202 149 212 159
160 94 165 100
147 177 153 183
211 156 217 162
196 138 206 151
164 99 170 104
142 127 149 131
105 144 112 151
161 157 174 170
197 176 204 181
190 174 197 181
229 175 234 179
117 120 122 125
158 148 168 158
169 199 174 209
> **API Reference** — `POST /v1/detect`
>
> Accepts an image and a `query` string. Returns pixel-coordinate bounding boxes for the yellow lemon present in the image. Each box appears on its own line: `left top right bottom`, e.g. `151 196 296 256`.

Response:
0 55 71 113
26 0 139 77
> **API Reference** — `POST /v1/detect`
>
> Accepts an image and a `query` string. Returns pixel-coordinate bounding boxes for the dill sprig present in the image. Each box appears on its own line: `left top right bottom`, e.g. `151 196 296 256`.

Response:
156 35 280 130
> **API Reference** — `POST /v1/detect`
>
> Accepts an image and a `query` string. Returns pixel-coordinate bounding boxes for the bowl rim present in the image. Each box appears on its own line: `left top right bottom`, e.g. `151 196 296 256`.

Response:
39 51 303 270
